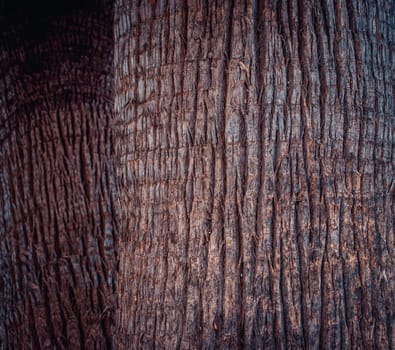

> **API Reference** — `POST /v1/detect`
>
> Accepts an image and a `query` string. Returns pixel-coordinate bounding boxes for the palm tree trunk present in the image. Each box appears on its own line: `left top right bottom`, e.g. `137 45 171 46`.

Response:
1 0 394 348
114 0 394 348
0 3 117 348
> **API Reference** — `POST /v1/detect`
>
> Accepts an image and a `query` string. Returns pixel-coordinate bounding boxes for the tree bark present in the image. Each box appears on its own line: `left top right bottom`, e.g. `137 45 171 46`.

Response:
1 0 394 349
0 2 117 349
114 0 394 349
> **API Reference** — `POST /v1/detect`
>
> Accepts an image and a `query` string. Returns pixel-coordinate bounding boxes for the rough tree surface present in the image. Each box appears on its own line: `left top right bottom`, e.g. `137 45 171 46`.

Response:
0 1 117 348
114 0 394 349
1 0 394 349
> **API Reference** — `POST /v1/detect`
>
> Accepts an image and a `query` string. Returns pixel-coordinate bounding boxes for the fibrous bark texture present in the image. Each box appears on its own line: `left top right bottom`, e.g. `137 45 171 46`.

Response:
1 0 394 349
114 0 394 349
0 2 117 349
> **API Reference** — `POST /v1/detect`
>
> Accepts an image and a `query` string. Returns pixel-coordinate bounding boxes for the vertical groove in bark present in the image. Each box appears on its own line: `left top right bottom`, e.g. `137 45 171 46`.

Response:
115 0 394 348
0 3 117 349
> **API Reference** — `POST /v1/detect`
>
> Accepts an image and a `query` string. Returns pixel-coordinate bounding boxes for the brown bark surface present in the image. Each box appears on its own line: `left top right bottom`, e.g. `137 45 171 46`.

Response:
0 2 117 349
114 0 394 349
0 0 394 349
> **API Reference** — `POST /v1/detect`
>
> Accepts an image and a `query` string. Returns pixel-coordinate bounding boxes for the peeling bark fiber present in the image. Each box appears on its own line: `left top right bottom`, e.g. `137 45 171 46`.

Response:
1 0 395 349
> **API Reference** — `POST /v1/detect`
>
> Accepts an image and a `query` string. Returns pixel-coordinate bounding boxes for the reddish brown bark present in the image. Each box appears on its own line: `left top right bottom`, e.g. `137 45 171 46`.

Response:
114 0 394 349
0 2 117 349
1 0 394 349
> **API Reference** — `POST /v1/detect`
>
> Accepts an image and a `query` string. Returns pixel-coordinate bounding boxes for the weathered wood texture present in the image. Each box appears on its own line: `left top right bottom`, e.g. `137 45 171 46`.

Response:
0 3 117 348
1 0 394 348
115 0 394 348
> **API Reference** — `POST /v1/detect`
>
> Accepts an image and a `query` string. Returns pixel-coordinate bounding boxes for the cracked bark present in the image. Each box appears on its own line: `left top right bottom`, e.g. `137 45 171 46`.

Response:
0 0 394 349
114 0 394 349
0 2 117 349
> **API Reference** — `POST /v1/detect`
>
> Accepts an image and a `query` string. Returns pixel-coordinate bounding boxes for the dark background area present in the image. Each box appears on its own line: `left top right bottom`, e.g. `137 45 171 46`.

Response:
0 0 107 40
